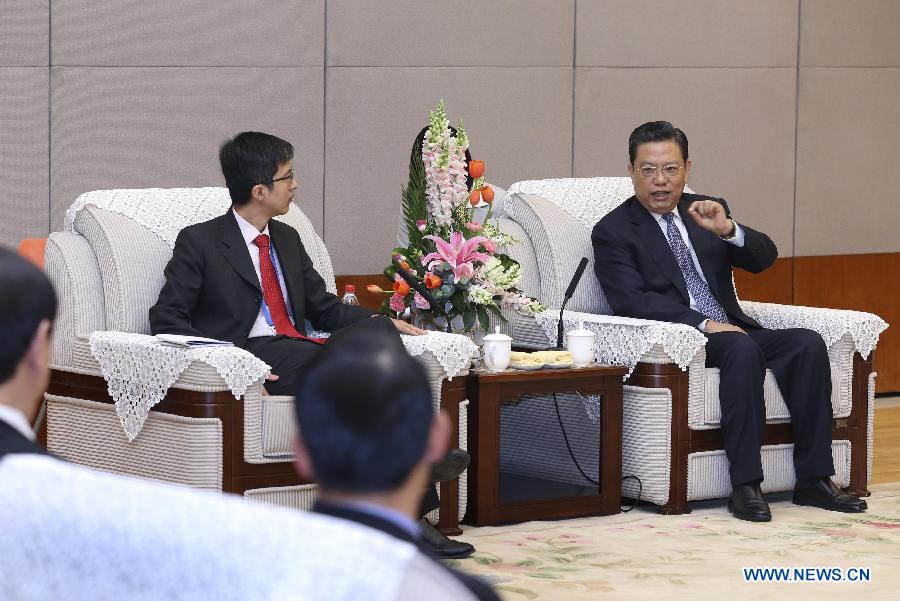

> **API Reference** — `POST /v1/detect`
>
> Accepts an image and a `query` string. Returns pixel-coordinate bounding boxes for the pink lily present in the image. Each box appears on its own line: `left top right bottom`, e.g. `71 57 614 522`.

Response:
422 231 492 281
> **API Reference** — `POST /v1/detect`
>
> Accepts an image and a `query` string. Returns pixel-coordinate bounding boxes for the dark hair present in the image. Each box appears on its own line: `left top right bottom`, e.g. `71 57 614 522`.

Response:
0 247 57 384
413 125 474 190
628 121 689 164
218 132 294 206
294 329 433 493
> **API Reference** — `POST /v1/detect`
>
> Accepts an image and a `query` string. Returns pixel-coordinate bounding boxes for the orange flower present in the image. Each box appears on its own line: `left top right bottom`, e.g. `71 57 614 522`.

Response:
480 185 495 203
400 261 411 271
392 280 411 296
424 272 442 290
366 284 385 294
468 160 484 179
469 188 481 206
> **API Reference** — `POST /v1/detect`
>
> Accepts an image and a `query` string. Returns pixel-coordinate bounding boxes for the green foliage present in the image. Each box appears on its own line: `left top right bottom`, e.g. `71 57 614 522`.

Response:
400 135 427 250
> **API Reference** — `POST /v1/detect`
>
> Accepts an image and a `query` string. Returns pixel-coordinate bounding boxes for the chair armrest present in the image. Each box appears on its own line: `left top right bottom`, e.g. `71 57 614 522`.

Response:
739 301 888 359
534 310 706 377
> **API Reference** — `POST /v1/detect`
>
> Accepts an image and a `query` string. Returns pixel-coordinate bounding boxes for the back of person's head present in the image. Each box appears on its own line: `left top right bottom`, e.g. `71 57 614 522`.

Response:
0 247 56 385
219 131 294 206
294 330 433 494
628 121 689 164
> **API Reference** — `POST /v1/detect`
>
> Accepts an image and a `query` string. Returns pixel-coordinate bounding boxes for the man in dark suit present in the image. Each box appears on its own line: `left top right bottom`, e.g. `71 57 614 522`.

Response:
149 131 472 556
592 121 866 521
0 247 55 460
292 329 500 601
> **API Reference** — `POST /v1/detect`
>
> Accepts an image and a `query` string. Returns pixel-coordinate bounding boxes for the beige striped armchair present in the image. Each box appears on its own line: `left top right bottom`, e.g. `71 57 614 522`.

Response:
43 187 471 530
490 177 886 514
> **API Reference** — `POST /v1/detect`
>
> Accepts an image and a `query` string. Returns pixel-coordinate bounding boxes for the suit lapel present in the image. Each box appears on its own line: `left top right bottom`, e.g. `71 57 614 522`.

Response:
677 201 723 301
628 198 690 303
221 211 262 293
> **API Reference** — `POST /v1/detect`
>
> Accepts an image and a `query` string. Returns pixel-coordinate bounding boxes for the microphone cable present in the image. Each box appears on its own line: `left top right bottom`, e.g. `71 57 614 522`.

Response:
552 392 642 512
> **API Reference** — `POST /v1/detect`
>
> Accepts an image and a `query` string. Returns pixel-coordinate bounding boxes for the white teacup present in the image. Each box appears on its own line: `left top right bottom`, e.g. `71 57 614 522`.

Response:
482 326 512 372
566 322 596 367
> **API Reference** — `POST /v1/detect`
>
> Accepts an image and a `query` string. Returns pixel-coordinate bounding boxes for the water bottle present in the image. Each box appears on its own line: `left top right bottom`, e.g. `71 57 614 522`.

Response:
342 284 359 306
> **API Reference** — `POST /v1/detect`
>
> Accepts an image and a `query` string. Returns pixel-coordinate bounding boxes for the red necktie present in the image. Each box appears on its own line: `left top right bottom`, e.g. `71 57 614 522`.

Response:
253 234 324 344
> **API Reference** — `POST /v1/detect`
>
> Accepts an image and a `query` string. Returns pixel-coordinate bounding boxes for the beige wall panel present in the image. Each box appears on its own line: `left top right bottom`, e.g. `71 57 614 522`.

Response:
325 67 572 274
0 68 49 246
801 0 900 66
574 67 796 255
795 68 900 256
51 0 323 66
50 67 324 233
327 0 573 66
0 1 49 66
577 0 798 67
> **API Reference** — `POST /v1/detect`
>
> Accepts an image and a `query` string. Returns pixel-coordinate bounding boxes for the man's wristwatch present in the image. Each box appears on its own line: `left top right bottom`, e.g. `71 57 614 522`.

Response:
719 219 737 240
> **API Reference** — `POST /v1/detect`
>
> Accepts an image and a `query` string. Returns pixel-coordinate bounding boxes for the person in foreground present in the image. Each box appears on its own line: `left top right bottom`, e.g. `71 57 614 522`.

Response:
292 329 500 601
149 131 471 555
0 247 55 460
591 121 866 522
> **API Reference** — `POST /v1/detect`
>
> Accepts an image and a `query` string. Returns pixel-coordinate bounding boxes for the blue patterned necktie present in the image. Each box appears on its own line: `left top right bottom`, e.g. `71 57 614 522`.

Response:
661 213 729 323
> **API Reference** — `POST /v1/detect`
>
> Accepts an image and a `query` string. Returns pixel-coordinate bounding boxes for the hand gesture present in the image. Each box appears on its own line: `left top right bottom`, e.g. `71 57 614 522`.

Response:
688 200 732 236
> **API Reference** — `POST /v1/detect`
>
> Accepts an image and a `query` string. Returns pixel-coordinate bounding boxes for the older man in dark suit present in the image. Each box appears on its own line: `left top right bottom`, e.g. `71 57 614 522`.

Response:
591 121 866 522
149 131 471 556
0 248 55 460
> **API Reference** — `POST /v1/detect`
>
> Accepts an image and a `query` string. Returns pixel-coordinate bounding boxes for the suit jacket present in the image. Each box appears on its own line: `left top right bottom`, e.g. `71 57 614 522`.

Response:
313 501 500 601
0 419 48 460
591 193 778 329
149 211 373 347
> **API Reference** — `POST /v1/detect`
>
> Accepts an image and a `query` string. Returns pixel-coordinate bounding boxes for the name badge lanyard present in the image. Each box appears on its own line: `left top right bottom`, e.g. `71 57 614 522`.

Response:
260 242 295 333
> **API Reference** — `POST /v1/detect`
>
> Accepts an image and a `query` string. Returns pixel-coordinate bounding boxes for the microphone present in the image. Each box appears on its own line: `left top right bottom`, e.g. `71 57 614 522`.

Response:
392 260 452 333
557 257 589 349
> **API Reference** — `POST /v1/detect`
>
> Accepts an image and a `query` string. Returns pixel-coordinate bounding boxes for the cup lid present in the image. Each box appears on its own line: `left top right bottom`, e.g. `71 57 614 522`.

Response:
482 325 512 341
566 320 595 337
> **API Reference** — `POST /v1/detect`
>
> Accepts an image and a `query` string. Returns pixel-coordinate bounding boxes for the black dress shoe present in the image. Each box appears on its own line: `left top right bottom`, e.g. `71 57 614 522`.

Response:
419 519 475 559
728 483 772 522
429 448 470 483
793 478 867 513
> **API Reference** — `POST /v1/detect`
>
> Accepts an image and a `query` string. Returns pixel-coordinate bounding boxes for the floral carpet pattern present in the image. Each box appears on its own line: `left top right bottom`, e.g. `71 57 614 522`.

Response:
451 483 900 600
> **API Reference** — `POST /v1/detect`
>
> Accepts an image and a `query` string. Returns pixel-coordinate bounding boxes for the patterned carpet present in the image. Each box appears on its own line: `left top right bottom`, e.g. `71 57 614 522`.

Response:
451 483 900 600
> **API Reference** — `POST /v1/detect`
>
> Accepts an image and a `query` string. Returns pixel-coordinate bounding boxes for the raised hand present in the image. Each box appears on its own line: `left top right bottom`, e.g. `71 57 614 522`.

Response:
688 200 733 236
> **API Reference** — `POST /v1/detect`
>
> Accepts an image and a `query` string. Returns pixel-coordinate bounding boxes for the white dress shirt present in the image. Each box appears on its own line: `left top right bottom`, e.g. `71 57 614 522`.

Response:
232 209 296 338
651 210 744 331
0 405 35 441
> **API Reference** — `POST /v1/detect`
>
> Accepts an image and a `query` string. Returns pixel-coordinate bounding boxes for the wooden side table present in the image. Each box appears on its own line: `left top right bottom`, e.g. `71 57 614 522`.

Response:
465 364 628 526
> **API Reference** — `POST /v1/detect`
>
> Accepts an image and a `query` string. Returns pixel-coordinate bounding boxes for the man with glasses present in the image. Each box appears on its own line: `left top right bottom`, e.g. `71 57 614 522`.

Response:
150 131 474 557
591 121 866 522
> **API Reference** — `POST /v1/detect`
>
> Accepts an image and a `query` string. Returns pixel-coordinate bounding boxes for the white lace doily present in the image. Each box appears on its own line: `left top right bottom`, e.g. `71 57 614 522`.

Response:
401 331 478 379
740 301 888 360
0 454 416 601
534 310 707 379
90 332 271 441
65 187 233 249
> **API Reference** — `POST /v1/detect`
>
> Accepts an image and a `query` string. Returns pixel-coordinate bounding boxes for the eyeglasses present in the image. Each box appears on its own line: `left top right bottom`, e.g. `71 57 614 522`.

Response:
636 164 684 179
270 171 294 184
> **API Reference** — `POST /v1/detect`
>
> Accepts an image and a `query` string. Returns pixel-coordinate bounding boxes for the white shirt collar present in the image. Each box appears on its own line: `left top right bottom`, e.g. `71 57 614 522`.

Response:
652 209 682 225
0 405 35 441
232 208 270 246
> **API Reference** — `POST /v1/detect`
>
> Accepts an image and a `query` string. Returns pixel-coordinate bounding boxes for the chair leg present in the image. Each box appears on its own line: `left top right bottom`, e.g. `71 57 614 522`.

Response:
846 352 874 497
658 441 691 515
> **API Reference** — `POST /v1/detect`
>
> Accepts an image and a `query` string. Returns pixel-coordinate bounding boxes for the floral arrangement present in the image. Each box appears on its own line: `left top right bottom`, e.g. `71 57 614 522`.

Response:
370 100 545 333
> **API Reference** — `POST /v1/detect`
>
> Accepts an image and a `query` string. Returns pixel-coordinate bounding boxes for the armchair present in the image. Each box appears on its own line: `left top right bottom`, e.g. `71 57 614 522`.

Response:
43 187 474 529
491 177 887 513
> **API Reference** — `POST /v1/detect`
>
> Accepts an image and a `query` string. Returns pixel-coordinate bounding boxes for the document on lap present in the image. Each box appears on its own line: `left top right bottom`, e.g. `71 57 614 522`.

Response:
155 334 234 348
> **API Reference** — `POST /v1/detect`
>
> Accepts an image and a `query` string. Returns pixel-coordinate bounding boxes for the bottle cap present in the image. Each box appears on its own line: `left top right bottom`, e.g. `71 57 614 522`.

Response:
344 284 356 293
